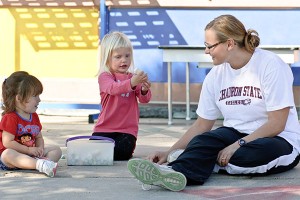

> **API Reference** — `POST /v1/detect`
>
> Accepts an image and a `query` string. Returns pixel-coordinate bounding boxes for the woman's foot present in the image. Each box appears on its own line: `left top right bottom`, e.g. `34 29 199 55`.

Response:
127 158 186 191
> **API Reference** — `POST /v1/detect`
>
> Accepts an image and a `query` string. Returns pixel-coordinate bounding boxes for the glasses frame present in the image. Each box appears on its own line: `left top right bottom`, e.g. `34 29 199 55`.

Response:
204 41 223 49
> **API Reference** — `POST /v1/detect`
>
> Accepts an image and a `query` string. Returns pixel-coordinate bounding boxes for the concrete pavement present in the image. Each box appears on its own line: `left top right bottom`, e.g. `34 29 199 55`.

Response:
1 115 300 200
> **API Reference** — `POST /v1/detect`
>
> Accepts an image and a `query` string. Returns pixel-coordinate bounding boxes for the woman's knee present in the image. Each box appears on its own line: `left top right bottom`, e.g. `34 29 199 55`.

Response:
231 137 293 166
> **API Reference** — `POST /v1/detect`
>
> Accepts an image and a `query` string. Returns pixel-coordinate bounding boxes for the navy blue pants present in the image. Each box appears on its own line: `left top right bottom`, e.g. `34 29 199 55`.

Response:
92 132 136 160
170 126 300 185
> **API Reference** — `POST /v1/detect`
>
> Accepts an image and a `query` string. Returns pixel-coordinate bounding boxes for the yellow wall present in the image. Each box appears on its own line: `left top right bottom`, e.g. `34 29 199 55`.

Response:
0 8 99 78
20 37 99 78
0 9 16 75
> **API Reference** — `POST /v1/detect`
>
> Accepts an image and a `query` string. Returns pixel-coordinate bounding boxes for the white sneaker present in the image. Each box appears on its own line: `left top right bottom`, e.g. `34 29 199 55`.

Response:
167 149 184 163
37 159 58 177
127 158 186 192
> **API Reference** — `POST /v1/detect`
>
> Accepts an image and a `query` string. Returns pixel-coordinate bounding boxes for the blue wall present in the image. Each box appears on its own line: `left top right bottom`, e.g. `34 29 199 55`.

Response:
107 9 300 83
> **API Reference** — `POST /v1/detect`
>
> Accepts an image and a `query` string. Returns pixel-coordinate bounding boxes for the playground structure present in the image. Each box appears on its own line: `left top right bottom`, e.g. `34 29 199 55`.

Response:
0 0 300 117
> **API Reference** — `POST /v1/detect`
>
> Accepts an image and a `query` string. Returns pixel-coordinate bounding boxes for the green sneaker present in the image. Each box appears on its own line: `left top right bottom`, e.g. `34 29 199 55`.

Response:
127 158 186 192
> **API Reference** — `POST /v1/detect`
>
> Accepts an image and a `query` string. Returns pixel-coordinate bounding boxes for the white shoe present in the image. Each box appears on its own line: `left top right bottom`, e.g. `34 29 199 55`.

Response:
37 159 58 177
127 158 186 192
167 149 184 163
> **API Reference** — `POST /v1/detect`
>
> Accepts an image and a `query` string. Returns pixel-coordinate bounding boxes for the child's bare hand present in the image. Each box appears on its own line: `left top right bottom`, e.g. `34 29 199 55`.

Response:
36 147 44 157
28 147 44 157
28 147 38 157
142 80 151 93
131 70 148 88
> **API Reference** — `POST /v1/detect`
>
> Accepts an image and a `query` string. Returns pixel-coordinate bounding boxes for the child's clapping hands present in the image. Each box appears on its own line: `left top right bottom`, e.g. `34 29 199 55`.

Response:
141 80 151 95
131 69 151 95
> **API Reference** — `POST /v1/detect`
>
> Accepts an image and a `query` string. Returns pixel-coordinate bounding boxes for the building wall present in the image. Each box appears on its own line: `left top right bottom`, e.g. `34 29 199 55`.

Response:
0 8 100 105
1 7 300 107
0 8 99 78
0 9 15 75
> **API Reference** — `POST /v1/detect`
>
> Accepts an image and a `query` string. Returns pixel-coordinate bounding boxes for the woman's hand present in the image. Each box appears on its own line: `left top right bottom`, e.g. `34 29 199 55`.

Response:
217 142 240 167
146 151 169 164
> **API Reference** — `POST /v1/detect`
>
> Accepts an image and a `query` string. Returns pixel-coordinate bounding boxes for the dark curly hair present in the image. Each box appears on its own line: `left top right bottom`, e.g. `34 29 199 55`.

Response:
1 71 43 115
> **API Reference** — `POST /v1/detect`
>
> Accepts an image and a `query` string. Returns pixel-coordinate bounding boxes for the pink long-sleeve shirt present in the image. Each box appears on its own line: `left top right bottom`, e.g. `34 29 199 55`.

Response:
93 72 152 138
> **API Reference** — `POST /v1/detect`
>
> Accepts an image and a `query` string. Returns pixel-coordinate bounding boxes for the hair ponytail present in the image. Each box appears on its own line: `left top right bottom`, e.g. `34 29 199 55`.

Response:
244 29 260 53
206 15 260 53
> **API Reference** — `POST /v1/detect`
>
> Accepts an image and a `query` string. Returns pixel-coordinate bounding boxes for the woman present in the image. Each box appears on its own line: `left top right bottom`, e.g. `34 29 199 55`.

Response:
127 14 300 192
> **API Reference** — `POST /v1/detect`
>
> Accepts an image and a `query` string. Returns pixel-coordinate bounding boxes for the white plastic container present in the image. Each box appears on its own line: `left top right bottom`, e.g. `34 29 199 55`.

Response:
66 136 115 166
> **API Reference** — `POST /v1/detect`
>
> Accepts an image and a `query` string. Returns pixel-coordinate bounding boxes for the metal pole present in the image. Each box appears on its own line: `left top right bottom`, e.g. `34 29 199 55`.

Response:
168 62 172 125
186 62 191 120
100 0 108 39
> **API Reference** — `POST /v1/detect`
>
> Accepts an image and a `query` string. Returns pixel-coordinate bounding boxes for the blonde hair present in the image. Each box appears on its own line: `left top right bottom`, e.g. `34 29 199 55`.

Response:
205 14 260 53
1 71 43 115
98 31 135 75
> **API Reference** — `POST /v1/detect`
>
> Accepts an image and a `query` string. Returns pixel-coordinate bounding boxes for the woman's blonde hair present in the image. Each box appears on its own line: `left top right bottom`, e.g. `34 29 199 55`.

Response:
1 71 43 115
98 31 135 75
205 14 260 53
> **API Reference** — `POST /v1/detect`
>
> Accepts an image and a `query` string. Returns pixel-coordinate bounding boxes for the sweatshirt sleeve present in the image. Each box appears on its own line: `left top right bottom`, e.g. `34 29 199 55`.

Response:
135 84 152 103
99 72 133 95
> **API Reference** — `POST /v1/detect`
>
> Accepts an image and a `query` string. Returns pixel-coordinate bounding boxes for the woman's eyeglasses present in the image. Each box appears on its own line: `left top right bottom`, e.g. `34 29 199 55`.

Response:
204 41 223 49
